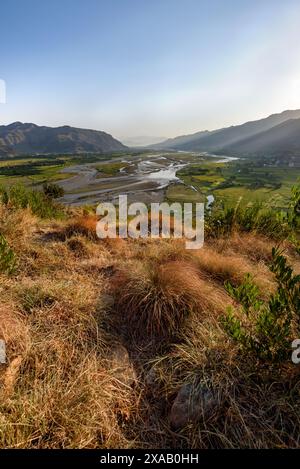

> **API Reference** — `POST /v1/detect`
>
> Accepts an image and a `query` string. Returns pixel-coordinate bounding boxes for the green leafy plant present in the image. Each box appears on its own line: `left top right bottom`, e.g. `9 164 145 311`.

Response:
223 248 300 361
0 233 17 274
290 182 300 227
206 203 291 240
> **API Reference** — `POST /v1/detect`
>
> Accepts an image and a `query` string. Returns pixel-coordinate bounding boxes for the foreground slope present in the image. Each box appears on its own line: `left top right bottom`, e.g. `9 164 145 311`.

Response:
0 194 300 448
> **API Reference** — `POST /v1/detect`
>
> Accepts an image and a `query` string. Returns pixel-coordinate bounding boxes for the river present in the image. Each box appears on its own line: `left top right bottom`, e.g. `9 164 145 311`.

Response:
58 152 236 206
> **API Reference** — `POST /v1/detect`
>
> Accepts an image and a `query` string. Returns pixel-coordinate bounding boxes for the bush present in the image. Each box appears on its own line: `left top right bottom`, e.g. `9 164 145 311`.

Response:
206 203 292 240
289 181 300 229
222 248 300 361
0 184 64 219
42 182 65 199
235 202 261 232
205 207 236 237
0 233 17 274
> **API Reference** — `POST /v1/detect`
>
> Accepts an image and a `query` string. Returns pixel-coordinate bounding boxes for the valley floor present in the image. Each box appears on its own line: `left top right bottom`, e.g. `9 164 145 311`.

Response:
1 152 300 210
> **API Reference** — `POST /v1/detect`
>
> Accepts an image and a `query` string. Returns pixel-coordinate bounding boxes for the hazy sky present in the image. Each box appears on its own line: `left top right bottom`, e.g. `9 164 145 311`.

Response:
1 0 300 139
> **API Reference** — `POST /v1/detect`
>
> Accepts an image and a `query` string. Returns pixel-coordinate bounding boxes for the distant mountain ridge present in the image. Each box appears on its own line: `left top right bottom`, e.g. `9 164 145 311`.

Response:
0 122 127 157
2 110 300 159
151 109 300 158
226 117 300 157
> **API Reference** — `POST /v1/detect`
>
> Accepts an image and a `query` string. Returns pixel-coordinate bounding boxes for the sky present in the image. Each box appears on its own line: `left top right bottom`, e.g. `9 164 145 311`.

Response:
1 0 300 141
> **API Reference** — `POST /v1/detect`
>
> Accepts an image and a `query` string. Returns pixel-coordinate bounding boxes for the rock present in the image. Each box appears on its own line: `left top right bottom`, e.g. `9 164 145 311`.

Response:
145 366 157 387
111 344 137 387
170 382 216 430
144 366 161 396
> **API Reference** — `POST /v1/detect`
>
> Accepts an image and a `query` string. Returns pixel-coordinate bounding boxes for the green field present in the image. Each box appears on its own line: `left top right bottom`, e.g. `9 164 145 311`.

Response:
0 153 137 187
175 158 300 209
0 156 73 186
95 161 130 177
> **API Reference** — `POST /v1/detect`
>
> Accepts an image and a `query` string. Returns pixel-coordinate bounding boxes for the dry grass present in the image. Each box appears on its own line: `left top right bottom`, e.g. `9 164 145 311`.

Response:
1 206 300 449
211 231 274 263
64 214 98 240
191 246 274 294
112 259 230 341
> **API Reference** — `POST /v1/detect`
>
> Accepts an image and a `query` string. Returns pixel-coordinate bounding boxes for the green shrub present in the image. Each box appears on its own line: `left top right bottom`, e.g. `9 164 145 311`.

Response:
235 202 261 232
206 202 292 240
222 248 300 362
254 209 291 239
205 207 236 237
42 182 65 199
206 181 300 240
289 181 300 230
0 184 64 219
0 233 17 275
1 189 9 205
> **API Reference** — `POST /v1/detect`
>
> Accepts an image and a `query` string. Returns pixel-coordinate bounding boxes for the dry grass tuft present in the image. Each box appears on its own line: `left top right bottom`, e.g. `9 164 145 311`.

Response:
0 207 38 251
112 259 229 340
212 231 273 263
0 304 30 358
192 246 274 294
65 215 98 240
67 237 89 258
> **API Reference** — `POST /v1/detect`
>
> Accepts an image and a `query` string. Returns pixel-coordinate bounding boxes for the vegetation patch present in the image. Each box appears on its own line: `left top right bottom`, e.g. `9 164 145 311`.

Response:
0 233 17 274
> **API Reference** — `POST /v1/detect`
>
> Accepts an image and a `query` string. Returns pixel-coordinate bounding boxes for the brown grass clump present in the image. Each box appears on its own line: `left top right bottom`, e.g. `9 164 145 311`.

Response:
0 339 137 448
65 215 98 240
191 246 274 294
67 237 89 258
132 238 188 263
0 304 30 359
0 270 137 448
112 259 229 340
212 232 273 263
0 207 38 252
102 237 131 255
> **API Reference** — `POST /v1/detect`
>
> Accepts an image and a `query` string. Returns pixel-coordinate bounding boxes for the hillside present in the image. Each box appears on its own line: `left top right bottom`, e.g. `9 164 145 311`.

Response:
0 184 300 449
150 130 213 150
0 143 14 157
225 117 300 158
152 109 300 155
0 122 127 157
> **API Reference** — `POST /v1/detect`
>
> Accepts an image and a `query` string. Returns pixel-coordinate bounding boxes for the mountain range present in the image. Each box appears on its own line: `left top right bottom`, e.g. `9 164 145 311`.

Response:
1 110 300 160
152 109 300 160
0 122 127 157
